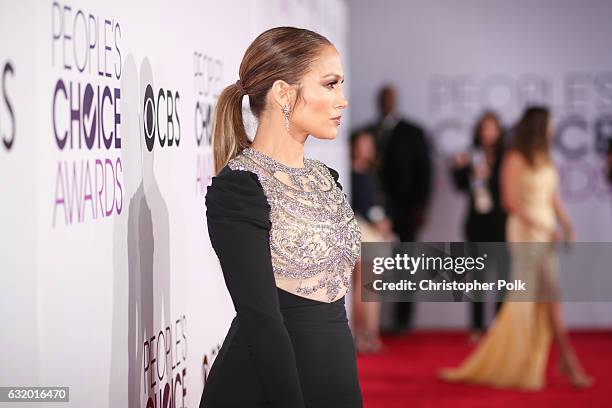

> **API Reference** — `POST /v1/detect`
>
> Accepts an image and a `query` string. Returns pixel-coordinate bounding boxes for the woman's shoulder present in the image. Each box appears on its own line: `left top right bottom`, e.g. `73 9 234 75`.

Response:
504 148 525 163
503 149 531 174
205 163 270 225
209 163 265 194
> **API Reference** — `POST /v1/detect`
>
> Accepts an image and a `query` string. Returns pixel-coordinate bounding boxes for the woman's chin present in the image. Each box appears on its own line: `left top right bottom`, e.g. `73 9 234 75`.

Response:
311 131 337 141
326 127 340 139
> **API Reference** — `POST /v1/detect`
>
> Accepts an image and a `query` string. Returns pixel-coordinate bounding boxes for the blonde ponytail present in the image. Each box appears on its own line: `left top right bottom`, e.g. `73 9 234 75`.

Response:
211 82 250 174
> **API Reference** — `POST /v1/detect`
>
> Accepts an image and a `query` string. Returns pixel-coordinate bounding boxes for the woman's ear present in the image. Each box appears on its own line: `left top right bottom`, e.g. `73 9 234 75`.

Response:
271 79 296 109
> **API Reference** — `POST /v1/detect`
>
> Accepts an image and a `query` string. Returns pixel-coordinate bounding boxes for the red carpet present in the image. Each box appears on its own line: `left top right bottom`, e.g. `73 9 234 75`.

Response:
357 331 612 407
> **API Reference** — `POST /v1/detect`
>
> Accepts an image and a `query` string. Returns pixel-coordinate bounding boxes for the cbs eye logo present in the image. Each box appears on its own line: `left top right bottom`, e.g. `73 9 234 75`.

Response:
1 61 15 151
195 100 213 147
143 84 181 152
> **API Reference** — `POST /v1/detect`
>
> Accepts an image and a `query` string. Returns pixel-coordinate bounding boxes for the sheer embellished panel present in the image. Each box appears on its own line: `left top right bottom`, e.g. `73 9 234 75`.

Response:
227 147 361 303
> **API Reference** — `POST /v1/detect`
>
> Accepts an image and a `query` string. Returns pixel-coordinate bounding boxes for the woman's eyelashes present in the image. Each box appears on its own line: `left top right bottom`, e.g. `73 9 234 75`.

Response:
326 79 344 89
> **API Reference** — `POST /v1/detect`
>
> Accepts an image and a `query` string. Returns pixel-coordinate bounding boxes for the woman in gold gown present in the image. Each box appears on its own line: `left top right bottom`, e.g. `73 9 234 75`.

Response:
440 106 593 390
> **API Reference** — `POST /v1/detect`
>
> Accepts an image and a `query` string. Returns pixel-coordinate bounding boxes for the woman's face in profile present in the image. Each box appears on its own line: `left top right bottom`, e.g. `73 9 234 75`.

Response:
290 45 348 140
354 132 376 162
479 117 500 147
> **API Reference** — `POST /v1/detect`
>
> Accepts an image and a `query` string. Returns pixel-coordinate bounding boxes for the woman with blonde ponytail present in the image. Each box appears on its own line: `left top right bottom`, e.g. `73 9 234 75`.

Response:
210 78 251 175
200 27 363 407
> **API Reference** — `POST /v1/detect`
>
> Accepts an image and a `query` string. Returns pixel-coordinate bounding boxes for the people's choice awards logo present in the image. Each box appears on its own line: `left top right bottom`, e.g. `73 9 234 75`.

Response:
142 315 188 408
194 52 223 195
51 1 123 227
429 71 612 203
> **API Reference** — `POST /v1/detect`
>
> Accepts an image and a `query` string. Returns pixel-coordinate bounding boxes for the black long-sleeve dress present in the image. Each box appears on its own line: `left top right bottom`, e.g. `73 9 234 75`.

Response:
200 147 363 408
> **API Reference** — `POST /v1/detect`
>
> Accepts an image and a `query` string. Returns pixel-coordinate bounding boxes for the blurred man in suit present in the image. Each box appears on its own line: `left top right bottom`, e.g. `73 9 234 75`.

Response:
370 85 433 333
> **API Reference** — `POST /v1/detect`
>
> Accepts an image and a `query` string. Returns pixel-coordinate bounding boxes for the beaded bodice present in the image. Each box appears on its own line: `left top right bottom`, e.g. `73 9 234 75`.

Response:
227 147 361 303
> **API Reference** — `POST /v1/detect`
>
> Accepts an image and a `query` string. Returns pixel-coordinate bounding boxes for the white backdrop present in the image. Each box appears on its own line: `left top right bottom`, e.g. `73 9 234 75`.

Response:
348 0 612 329
0 1 349 407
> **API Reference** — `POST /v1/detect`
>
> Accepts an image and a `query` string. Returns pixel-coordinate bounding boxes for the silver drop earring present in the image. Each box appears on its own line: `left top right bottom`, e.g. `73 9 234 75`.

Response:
282 104 290 131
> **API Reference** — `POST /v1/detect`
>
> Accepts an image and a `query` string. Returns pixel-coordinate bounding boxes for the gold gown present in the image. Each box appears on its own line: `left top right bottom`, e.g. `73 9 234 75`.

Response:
440 159 558 390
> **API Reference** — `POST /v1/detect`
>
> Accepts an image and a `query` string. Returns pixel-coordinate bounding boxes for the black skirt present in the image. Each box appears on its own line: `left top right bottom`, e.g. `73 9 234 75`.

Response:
200 288 363 408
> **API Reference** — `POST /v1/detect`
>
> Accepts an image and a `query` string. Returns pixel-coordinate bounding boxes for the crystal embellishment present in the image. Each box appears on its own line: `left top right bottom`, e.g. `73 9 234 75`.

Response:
227 147 361 303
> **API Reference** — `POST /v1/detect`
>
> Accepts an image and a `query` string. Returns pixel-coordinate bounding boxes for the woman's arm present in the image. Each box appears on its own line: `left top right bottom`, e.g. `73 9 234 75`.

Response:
552 190 576 242
206 168 305 408
500 150 550 233
450 152 471 192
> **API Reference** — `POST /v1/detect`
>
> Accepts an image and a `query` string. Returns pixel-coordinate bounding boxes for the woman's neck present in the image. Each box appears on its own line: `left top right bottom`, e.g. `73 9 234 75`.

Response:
352 158 370 172
251 114 307 168
482 145 496 164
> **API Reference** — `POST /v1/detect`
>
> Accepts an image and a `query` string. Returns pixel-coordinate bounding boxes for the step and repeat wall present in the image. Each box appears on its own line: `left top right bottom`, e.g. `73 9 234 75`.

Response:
0 1 349 407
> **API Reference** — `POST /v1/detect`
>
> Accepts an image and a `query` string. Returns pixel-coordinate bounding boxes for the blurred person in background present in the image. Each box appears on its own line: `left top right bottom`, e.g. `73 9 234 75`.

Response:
350 128 395 354
440 106 593 390
450 111 509 341
607 139 612 185
370 85 433 334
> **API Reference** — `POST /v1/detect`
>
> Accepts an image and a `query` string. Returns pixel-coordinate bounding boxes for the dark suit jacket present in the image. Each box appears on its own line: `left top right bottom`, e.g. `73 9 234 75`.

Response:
370 118 433 236
451 152 507 242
